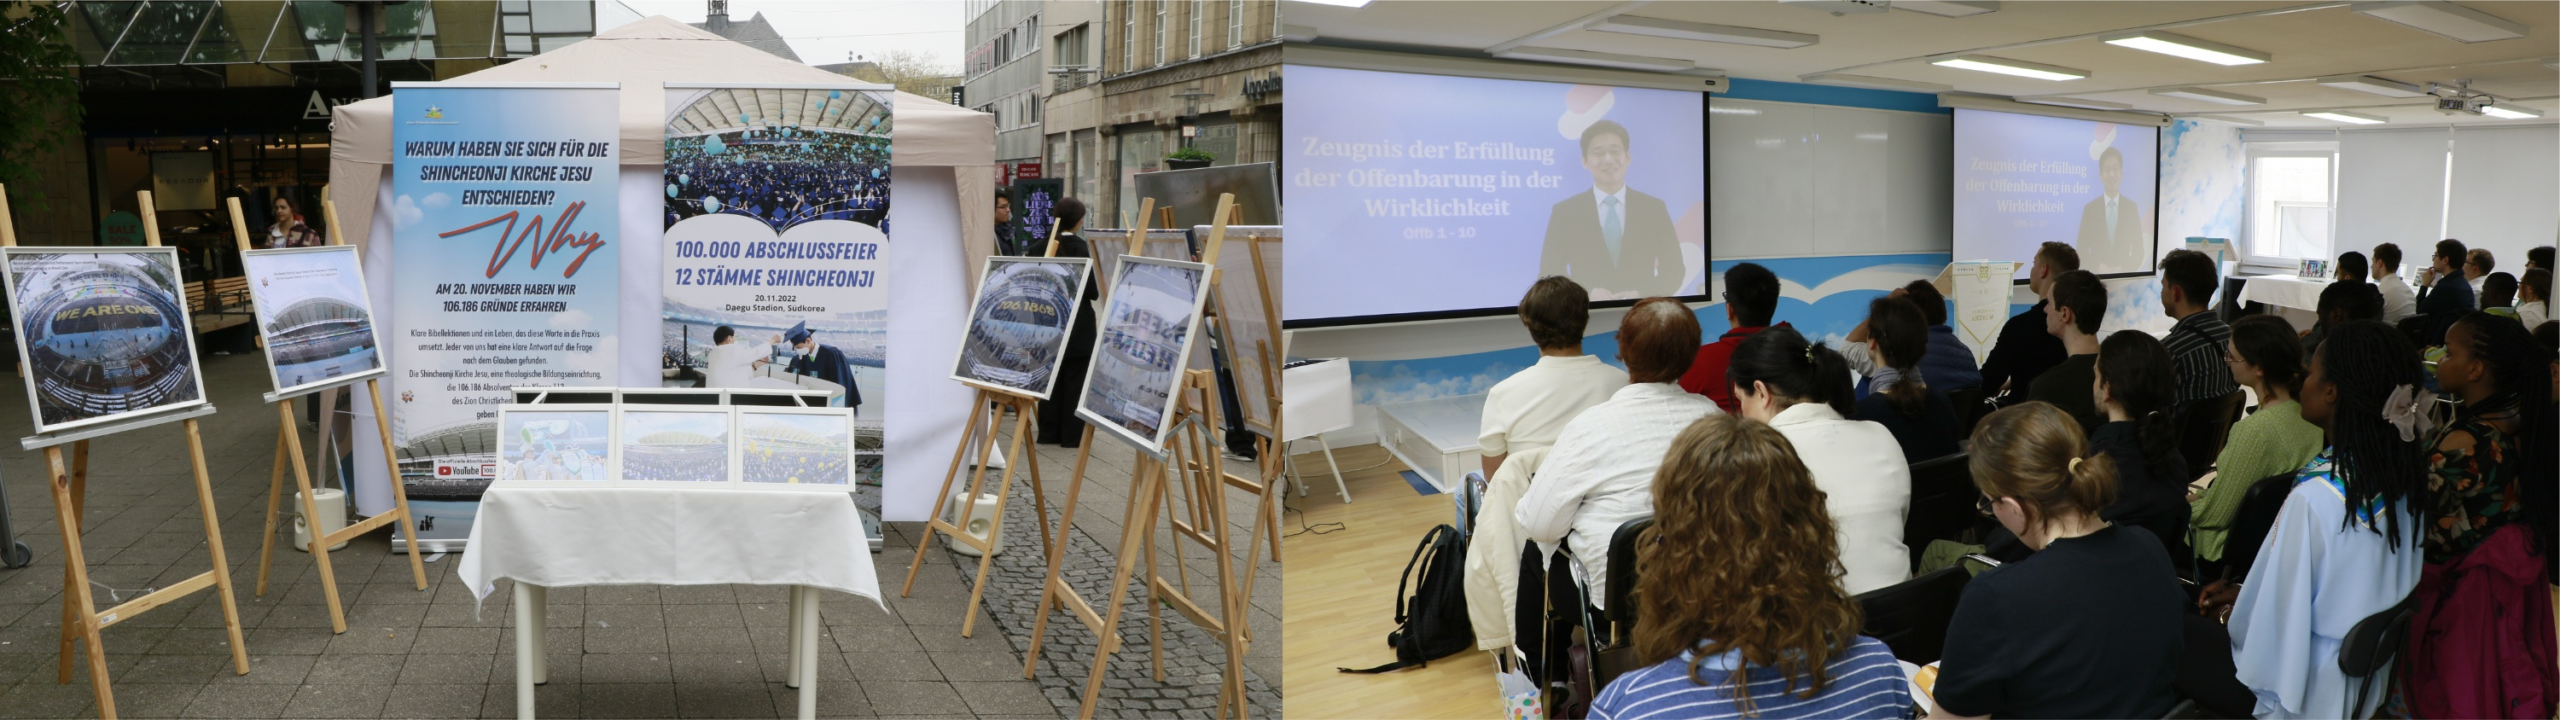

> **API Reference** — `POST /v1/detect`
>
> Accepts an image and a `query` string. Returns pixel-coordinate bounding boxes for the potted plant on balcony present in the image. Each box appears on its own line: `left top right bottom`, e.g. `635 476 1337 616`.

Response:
1165 146 1214 170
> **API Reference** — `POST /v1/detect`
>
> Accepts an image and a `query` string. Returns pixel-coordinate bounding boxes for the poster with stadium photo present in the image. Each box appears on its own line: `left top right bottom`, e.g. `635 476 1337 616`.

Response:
661 83 890 464
2 247 207 434
241 246 385 398
736 406 855 488
494 405 613 485
951 256 1090 399
1074 255 1213 456
616 406 733 484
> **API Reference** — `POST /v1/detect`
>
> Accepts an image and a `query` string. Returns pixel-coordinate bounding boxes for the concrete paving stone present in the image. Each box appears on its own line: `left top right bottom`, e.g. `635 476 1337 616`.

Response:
932 650 1035 682
277 683 394 718
322 626 416 655
828 623 922 653
580 652 674 684
405 626 500 655
658 584 738 605
380 682 489 718
485 652 581 686
420 600 504 628
392 653 493 686
302 653 407 685
764 681 875 718
241 626 334 655
672 681 779 718
955 680 1062 716
120 652 229 684
478 681 581 718
0 678 97 718
667 653 766 684
583 626 669 655
587 602 667 629
499 626 581 657
146 627 239 656
862 679 971 717
662 626 756 654
843 650 944 682
210 653 313 684
343 602 429 628
662 603 744 628
584 585 661 605
178 681 294 718
109 680 204 718
579 682 679 718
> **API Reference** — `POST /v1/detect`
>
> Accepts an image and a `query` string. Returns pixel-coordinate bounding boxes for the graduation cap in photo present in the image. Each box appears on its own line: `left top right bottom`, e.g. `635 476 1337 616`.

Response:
785 321 813 344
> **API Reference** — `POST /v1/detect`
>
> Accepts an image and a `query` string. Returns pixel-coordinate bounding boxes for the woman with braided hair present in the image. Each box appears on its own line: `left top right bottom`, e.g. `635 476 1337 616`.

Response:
2091 330 2191 561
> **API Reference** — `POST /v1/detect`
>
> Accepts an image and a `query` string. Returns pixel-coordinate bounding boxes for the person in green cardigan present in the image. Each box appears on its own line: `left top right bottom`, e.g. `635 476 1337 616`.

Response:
2190 315 2327 575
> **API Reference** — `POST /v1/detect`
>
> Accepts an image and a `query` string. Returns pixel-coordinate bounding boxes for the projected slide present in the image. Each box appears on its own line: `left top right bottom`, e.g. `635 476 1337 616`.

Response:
1284 65 1706 324
1952 108 2159 277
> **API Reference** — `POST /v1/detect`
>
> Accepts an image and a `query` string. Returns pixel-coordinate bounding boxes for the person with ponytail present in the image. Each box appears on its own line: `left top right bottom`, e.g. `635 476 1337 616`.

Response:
2190 315 2325 577
1591 415 1910 720
2090 330 2192 561
1852 296 1964 463
1727 325 1910 595
2215 320 2427 720
1931 402 2184 720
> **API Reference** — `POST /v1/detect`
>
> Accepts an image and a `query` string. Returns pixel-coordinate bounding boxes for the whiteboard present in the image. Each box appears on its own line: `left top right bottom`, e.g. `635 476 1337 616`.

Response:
1709 97 1951 259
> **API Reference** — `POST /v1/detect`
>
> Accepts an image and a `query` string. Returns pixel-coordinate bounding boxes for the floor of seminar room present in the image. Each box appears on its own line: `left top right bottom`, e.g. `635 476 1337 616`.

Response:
1280 444 1504 720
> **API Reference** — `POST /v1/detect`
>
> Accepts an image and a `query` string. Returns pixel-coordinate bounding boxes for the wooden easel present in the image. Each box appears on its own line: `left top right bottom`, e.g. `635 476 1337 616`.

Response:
1022 194 1270 718
231 197 430 634
0 186 251 719
897 216 1082 639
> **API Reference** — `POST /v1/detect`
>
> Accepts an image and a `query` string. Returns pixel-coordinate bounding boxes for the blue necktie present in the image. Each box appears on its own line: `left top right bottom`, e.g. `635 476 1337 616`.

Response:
1602 195 1623 265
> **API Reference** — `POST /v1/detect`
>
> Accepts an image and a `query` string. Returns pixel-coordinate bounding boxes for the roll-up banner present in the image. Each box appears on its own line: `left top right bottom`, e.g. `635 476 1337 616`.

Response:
660 83 894 506
389 82 622 538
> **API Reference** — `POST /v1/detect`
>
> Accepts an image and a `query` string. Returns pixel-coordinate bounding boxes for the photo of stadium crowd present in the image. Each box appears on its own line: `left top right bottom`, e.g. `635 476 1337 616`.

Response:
619 409 732 483
738 409 852 486
498 409 611 483
663 87 892 233
4 248 206 433
1077 257 1209 453
242 246 383 395
952 257 1088 399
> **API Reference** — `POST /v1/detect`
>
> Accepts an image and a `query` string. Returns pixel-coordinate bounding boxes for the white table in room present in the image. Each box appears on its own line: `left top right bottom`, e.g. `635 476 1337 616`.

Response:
2235 274 2326 331
457 487 883 720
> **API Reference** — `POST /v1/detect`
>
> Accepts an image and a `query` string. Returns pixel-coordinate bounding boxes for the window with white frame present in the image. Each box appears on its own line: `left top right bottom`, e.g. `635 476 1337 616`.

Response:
1189 0 1203 58
2242 142 2337 264
1154 2 1166 66
1121 1 1134 73
1229 0 1245 49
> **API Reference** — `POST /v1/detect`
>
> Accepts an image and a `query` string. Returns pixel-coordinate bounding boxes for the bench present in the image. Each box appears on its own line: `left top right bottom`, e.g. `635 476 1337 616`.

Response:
185 276 254 335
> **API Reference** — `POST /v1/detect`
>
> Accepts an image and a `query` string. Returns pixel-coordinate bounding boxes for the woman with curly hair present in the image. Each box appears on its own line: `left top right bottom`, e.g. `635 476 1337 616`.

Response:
1932 402 2184 719
1590 414 1909 720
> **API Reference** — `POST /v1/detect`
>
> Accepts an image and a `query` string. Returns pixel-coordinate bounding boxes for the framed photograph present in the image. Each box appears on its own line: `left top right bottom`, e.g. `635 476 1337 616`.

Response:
1074 255 1214 456
2298 258 2330 279
2 247 209 434
735 406 855 488
239 246 386 399
951 256 1091 399
495 405 615 485
614 406 733 484
1205 227 1282 437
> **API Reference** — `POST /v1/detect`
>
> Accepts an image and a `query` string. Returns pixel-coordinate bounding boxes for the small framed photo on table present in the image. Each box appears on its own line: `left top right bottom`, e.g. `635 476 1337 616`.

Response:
614 406 735 484
735 406 856 488
496 405 616 485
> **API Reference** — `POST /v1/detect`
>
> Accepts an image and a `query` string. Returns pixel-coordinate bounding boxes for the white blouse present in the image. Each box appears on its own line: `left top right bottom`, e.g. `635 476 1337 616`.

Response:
1765 402 1912 595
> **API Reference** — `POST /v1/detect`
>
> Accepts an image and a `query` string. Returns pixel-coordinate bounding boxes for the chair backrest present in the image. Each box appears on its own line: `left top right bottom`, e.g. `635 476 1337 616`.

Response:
2177 390 2248 482
2340 593 2416 677
2221 471 2299 581
1946 387 1985 436
1604 517 1654 631
1854 566 1971 665
1903 451 1975 572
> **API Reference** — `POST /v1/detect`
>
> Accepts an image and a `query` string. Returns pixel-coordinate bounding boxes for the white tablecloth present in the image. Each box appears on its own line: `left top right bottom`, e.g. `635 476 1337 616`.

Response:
2237 275 2329 312
457 486 883 609
1281 358 1353 442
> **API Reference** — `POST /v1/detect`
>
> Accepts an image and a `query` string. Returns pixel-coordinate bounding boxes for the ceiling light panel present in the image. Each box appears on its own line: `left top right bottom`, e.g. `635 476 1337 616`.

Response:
1798 73 1951 91
2192 115 2266 127
2316 75 2428 98
2303 110 2388 124
1491 47 1696 72
2020 96 2133 110
1896 1 2000 18
1293 0 1375 7
2481 103 2544 119
2151 87 2267 105
2352 1 2528 43
1930 55 2088 81
1586 16 1817 49
2103 31 2271 66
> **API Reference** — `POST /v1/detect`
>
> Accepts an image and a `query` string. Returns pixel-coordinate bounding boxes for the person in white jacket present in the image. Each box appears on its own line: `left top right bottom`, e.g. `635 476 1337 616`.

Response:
1723 325 1913 596
1514 299 1718 609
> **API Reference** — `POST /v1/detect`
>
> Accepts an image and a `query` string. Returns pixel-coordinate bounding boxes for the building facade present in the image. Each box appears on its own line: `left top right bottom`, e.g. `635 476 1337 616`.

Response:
1093 0 1281 224
964 0 1048 183
1040 0 1107 208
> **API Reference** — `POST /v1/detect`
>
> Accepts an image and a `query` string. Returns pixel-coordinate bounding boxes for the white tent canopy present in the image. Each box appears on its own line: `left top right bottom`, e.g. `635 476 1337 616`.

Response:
326 16 994 523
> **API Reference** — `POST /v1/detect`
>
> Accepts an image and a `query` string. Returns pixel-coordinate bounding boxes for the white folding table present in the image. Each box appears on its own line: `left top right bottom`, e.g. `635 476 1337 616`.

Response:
457 486 884 720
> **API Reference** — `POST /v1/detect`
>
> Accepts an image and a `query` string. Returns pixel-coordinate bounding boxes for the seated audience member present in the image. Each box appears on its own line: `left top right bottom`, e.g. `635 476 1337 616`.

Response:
2190 316 2325 577
2520 268 2550 329
2419 313 2553 566
1590 415 1911 720
2158 249 2238 407
2531 245 2554 273
1479 276 1629 478
1932 402 2184 720
2091 331 2193 560
2481 271 2519 314
2372 243 2418 323
2203 321 2428 720
2301 278 2385 353
1728 326 1910 595
1850 297 1964 463
2467 248 2497 305
2333 250 2369 286
1517 298 1719 606
2027 270 2108 432
1840 281 1982 398
1680 263 1785 413
1981 242 2078 407
2415 239 2477 345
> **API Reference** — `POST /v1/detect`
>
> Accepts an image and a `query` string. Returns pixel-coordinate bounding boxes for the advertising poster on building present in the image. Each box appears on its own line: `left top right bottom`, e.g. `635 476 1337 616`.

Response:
1010 178 1064 251
390 82 621 504
661 83 893 493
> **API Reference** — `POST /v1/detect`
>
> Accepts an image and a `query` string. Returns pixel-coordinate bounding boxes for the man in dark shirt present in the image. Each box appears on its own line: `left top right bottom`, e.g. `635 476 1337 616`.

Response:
2157 249 2237 406
1982 242 2078 407
993 191 1031 256
2411 238 2476 345
2028 269 2107 433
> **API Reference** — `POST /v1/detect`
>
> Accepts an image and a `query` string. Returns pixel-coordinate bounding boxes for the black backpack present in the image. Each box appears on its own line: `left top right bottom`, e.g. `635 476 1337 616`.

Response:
1339 524 1474 673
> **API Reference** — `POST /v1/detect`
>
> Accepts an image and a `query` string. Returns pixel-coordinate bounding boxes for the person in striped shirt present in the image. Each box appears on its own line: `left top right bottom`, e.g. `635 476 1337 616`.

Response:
1590 414 1911 720
2157 249 2237 408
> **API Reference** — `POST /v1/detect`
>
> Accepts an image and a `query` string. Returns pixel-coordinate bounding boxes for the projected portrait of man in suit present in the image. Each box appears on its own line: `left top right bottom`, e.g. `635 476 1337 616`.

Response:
1541 120 1681 300
2076 146 2147 273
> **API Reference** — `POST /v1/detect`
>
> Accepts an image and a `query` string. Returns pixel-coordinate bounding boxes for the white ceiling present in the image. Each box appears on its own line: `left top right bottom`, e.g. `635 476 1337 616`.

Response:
1283 0 2560 128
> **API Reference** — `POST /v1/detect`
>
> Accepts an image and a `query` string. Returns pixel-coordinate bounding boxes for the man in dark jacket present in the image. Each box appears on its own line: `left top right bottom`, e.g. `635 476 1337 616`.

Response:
779 321 864 414
1981 242 2077 407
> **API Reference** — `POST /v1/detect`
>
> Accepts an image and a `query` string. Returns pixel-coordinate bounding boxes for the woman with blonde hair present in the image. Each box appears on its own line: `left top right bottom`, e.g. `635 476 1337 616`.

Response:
1591 414 1908 720
1931 402 2183 719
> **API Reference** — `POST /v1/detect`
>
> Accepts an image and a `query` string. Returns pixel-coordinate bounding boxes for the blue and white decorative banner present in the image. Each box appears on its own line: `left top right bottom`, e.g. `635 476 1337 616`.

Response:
390 82 622 501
